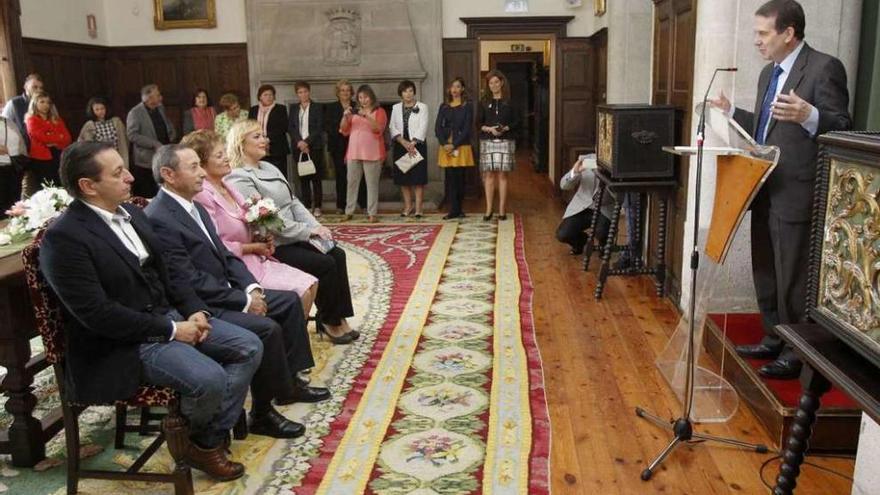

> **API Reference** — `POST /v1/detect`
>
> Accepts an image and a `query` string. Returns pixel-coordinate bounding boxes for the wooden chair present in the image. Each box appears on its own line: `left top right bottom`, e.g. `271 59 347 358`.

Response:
22 229 193 495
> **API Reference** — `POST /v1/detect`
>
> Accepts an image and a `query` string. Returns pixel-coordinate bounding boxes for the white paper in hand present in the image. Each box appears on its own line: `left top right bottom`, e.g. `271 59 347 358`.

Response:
395 149 424 173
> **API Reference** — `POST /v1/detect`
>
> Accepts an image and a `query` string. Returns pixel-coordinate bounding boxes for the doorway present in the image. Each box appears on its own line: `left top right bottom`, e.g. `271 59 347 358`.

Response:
486 46 551 173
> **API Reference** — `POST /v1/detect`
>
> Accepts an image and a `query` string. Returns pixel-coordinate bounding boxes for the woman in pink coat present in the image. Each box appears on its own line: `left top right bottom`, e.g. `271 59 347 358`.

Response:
183 129 318 314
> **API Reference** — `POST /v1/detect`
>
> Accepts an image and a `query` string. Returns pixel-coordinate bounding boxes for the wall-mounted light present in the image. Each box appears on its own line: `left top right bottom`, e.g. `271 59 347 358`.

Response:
87 14 97 39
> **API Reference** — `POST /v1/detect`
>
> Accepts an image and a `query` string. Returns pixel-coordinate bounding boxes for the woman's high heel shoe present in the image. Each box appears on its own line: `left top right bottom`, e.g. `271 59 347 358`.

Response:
483 213 493 222
316 326 356 344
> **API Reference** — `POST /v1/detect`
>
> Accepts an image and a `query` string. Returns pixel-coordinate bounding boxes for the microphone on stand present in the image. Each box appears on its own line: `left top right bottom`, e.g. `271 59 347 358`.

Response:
698 67 738 145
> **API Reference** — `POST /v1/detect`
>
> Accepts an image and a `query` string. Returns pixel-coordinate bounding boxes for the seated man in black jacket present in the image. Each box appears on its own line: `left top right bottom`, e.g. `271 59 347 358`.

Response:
41 142 261 481
145 144 330 440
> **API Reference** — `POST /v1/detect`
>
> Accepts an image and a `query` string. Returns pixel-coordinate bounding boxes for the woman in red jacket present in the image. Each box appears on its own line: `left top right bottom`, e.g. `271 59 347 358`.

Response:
25 91 71 190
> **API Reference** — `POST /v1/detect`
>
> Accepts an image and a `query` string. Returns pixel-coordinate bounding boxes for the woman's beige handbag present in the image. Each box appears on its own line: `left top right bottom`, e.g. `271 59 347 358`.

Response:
297 152 317 177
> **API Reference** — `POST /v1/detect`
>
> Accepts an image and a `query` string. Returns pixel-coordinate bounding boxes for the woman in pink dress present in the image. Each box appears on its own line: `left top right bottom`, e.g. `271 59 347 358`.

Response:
182 129 318 315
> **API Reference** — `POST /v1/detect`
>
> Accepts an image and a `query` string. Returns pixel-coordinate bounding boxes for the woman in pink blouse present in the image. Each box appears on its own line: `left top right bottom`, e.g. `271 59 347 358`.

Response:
183 130 318 315
340 84 387 222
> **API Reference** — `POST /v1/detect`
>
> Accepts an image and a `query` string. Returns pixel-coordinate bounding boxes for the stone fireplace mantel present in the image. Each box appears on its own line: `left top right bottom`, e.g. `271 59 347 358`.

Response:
246 0 444 207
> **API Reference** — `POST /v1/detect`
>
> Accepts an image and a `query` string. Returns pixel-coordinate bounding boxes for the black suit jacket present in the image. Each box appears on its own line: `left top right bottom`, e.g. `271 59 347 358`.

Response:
248 104 291 158
145 189 258 312
288 101 325 150
39 200 207 403
733 43 851 222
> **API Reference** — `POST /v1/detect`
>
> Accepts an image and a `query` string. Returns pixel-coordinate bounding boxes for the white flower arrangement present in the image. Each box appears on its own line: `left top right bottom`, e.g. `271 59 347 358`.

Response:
1 185 73 246
242 195 284 238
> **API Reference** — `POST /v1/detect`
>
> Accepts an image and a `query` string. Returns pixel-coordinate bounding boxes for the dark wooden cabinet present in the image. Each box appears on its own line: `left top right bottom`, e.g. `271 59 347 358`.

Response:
596 104 675 180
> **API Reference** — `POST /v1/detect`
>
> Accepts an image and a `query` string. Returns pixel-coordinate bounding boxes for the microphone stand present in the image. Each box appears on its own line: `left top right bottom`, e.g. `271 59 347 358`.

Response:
635 68 769 481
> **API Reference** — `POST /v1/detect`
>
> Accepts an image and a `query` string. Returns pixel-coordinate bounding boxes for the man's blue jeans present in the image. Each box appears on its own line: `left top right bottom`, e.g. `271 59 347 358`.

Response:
139 315 262 448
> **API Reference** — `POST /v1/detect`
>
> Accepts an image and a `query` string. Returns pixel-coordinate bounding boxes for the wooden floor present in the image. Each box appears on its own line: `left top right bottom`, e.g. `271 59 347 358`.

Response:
463 161 855 494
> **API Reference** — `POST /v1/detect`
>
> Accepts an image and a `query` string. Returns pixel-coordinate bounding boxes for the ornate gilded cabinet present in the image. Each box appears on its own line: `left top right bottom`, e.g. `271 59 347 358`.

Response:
810 132 880 367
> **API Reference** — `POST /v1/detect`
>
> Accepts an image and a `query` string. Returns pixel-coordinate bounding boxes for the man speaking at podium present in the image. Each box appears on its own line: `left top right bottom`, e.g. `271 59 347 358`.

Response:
710 0 851 379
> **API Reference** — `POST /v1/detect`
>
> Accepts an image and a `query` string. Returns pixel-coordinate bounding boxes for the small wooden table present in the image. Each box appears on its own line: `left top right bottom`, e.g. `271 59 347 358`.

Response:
0 247 62 466
773 324 879 495
582 168 677 299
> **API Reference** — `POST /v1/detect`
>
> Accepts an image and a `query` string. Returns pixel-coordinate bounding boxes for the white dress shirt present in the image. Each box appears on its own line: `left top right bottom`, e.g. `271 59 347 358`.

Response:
162 187 261 312
729 41 820 139
0 118 23 165
84 201 178 339
298 103 310 141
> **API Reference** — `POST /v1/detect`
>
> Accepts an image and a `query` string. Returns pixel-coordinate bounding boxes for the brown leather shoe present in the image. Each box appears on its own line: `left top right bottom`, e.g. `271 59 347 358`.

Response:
186 442 245 481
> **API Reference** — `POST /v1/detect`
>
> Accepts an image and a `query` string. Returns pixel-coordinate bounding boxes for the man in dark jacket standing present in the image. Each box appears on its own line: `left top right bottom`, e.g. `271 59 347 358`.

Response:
711 0 851 379
1 73 43 197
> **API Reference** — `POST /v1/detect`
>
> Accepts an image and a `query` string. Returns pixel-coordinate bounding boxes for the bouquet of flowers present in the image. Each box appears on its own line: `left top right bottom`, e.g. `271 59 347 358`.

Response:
0 185 73 246
243 195 285 238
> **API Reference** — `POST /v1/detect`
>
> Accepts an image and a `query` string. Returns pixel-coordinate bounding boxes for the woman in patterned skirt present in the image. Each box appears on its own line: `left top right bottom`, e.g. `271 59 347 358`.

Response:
78 96 129 168
477 69 518 221
434 77 475 220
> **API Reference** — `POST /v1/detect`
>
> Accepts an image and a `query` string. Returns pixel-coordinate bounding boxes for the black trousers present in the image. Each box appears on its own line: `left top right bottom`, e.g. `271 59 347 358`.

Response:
297 149 324 209
131 164 159 198
215 289 313 403
444 167 467 216
751 203 810 359
329 143 366 210
274 242 354 326
30 149 62 191
0 165 22 217
556 208 611 250
263 154 289 181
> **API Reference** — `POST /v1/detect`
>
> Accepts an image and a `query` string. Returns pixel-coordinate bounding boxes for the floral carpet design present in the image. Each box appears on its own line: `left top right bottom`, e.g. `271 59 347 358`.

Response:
0 215 549 495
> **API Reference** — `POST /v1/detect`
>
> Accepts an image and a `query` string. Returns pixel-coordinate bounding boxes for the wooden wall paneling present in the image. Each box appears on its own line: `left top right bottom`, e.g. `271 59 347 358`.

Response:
181 55 211 104
21 39 110 137
213 54 249 98
594 28 608 104
22 39 249 141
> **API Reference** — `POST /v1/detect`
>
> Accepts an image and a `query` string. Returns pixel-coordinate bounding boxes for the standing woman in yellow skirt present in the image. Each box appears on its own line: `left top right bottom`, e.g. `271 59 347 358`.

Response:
434 77 475 220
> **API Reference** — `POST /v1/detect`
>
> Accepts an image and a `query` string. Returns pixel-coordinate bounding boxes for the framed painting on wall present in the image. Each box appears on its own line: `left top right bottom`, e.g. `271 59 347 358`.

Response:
154 0 217 30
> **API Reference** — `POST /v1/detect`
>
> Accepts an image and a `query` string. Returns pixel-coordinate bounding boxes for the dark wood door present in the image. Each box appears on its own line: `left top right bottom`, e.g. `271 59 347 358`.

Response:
554 37 598 187
442 38 480 196
652 0 697 304
442 39 480 109
0 0 25 102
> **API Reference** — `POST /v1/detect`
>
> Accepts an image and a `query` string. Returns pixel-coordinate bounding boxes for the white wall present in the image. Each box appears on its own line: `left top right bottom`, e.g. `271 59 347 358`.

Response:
442 0 601 38
20 0 109 45
103 0 246 46
21 0 246 47
853 415 880 495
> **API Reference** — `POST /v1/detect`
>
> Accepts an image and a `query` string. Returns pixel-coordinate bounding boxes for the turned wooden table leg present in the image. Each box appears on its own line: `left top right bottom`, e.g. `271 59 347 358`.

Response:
595 196 622 300
583 184 606 272
654 196 668 297
773 365 831 495
0 282 45 467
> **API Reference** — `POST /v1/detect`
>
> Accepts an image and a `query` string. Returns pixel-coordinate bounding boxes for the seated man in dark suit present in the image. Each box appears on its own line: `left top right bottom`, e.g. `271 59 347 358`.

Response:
144 144 329 439
41 142 262 481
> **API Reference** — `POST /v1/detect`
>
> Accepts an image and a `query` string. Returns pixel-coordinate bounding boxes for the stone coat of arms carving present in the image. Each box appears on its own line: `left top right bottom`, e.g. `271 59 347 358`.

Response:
324 8 361 66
